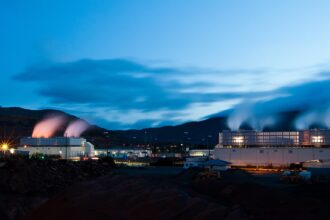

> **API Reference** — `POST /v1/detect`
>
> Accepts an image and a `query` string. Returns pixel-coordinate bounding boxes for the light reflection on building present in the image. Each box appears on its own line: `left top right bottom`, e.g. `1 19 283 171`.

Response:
219 129 330 148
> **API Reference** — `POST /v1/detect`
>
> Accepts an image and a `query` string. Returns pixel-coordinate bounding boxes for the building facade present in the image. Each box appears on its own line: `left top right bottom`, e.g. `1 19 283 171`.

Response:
18 137 95 159
219 129 330 147
214 129 330 167
94 147 152 159
214 147 330 167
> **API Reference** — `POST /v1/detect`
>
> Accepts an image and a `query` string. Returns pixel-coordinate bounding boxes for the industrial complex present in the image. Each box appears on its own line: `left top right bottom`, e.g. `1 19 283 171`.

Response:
214 129 330 167
7 118 330 169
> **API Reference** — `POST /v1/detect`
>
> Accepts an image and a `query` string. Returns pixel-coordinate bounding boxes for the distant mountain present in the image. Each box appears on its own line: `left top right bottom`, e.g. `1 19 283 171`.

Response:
114 110 303 146
0 107 322 148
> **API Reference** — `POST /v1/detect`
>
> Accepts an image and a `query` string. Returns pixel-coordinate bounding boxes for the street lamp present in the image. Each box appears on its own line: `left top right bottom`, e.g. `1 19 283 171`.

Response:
2 144 8 151
2 143 9 159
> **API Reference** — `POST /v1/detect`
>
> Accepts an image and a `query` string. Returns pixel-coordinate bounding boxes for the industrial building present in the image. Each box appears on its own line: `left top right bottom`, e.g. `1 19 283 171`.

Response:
214 129 330 167
218 129 330 147
188 149 214 157
94 147 152 159
17 137 95 160
213 147 330 167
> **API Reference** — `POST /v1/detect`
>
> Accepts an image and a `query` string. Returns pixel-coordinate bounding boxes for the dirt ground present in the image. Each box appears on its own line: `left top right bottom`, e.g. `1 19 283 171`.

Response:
25 167 330 220
0 159 114 220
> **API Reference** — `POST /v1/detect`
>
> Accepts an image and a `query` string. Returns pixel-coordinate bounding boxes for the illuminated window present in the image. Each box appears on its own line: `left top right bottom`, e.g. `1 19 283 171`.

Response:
232 136 244 144
312 136 323 143
190 152 206 157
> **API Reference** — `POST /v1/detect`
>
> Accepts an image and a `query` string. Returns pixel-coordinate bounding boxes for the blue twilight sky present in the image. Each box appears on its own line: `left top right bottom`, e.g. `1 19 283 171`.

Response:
2 0 330 129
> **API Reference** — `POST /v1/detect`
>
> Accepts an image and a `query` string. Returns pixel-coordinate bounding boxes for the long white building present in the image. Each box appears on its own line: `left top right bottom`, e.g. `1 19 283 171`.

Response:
214 129 330 167
214 147 330 167
17 137 95 160
219 129 330 147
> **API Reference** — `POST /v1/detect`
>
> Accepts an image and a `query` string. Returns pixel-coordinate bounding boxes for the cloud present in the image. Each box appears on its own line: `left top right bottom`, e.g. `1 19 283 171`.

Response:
15 59 187 109
253 79 330 113
14 58 250 128
14 58 330 129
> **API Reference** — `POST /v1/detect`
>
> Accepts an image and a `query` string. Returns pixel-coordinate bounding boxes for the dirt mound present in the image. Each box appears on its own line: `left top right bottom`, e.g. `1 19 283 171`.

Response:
0 159 114 220
26 173 249 220
189 170 330 220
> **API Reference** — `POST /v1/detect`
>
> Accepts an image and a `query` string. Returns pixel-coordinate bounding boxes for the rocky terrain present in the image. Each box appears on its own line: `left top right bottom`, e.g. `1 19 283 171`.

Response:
0 158 114 220
26 169 248 220
1 158 330 220
25 167 330 220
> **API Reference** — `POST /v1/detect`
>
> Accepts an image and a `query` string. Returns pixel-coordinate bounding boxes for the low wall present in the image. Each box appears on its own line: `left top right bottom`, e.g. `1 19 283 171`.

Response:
214 147 330 167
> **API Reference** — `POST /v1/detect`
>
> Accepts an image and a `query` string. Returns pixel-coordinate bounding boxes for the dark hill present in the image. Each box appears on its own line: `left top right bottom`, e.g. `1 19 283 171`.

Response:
0 107 120 148
114 110 305 146
0 107 317 147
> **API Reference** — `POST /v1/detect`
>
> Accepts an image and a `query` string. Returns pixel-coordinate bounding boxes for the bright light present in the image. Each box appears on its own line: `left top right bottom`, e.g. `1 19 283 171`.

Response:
2 144 8 151
9 148 14 154
312 136 323 143
233 136 244 144
190 152 207 157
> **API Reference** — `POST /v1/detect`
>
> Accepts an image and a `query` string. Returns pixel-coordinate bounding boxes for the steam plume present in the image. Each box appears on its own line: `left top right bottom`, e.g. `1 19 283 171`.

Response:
227 103 252 131
227 101 277 131
248 116 276 131
32 115 67 138
64 120 90 138
295 109 330 130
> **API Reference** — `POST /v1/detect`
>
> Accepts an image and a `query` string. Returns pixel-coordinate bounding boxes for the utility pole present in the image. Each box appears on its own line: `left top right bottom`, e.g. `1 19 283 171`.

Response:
207 134 212 160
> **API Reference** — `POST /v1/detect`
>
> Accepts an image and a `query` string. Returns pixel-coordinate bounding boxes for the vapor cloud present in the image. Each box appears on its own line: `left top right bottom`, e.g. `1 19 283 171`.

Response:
32 114 67 138
226 77 330 131
64 120 90 138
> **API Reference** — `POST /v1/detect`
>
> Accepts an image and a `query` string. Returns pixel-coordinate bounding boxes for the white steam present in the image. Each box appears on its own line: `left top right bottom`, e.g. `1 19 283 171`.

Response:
227 103 252 131
64 120 90 138
227 102 276 131
32 114 67 138
248 116 276 131
295 109 330 130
